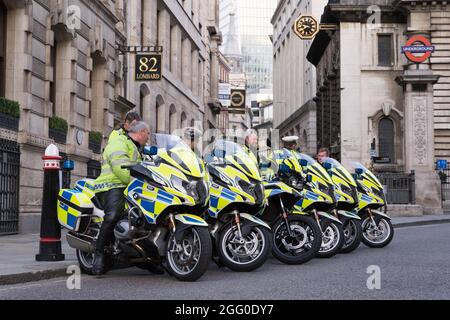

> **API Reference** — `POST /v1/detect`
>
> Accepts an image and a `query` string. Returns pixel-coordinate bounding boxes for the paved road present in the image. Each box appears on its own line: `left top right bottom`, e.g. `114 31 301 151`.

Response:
1 223 449 300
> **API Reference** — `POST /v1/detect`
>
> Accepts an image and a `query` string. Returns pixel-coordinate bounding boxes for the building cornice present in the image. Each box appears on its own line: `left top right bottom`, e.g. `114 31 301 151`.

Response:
271 0 288 25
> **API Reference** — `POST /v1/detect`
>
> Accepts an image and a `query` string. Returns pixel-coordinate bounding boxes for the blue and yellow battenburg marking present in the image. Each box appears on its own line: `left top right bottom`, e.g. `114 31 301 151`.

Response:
125 178 189 224
57 189 94 231
208 186 244 218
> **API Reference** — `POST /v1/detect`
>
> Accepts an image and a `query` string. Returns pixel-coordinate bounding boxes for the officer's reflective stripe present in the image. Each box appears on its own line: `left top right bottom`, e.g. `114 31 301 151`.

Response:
111 159 133 167
107 151 128 161
100 167 113 174
94 183 125 190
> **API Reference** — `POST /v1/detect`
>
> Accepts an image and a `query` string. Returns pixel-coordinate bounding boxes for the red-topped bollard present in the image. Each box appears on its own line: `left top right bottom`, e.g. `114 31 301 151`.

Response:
36 144 65 261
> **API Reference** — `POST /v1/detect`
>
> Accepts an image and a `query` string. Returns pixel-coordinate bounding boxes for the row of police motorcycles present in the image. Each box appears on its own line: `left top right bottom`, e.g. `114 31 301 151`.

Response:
57 134 394 281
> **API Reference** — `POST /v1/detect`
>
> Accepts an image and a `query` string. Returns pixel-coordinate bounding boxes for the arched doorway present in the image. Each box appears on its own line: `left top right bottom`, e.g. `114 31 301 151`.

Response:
139 84 150 119
378 117 395 163
169 104 177 134
181 112 187 129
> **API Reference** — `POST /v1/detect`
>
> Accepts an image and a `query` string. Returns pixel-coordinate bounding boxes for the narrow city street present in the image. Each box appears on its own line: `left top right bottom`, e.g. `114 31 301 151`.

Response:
1 223 449 300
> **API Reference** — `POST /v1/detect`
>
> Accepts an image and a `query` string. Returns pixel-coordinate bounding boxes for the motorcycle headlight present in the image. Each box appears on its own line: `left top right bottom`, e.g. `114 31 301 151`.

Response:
151 172 167 186
170 176 200 202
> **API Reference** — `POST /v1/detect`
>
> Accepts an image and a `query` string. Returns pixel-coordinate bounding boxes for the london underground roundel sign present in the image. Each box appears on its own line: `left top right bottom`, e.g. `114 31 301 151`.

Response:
402 35 435 63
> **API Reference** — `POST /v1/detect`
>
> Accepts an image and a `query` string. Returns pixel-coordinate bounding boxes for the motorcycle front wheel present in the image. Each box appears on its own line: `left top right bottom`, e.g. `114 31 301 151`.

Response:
166 226 212 282
271 215 322 265
317 221 344 258
340 219 363 254
218 223 271 272
361 215 394 248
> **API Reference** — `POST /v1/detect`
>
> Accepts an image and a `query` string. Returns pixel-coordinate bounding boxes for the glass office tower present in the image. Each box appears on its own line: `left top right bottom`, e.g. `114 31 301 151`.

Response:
220 0 277 94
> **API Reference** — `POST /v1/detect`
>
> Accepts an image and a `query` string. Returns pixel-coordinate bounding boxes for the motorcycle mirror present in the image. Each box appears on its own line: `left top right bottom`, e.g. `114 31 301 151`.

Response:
144 146 158 156
260 162 271 169
299 159 308 167
355 168 364 175
213 149 226 158
322 162 332 170
306 174 313 183
279 163 291 174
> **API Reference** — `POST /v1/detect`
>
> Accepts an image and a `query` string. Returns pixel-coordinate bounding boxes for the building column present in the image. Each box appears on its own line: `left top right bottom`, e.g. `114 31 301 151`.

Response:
191 49 199 96
396 72 441 213
170 24 182 79
142 0 157 46
158 8 170 71
182 38 192 90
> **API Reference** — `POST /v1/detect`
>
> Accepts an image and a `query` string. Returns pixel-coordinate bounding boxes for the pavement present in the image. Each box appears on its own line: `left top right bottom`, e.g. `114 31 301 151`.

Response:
0 213 449 288
1 222 450 300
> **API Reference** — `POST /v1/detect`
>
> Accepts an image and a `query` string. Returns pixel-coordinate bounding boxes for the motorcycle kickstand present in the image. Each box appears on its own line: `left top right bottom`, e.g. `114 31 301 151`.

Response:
212 256 224 269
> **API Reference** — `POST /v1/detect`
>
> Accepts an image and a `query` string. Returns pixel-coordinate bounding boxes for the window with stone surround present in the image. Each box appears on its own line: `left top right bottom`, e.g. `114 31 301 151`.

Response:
378 117 395 163
377 34 393 66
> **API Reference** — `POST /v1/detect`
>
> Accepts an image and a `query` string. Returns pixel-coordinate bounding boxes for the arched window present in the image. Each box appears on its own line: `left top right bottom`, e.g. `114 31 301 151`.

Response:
169 104 177 134
378 117 395 163
156 95 165 133
181 112 187 129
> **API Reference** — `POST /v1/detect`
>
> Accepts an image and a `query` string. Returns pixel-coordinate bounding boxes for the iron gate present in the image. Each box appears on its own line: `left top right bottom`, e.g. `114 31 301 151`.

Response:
437 168 450 202
376 171 415 204
0 138 20 235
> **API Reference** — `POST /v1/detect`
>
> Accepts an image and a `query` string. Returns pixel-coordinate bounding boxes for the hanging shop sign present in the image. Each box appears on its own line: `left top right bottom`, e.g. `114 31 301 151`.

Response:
293 15 337 40
229 89 246 114
402 35 435 63
219 83 231 107
135 54 162 81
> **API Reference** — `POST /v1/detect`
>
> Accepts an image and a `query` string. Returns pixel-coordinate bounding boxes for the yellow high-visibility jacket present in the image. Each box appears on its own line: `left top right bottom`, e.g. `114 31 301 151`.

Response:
107 127 125 144
94 134 142 193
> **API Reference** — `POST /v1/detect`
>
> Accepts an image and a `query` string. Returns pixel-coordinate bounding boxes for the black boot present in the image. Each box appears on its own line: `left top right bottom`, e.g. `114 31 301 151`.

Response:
92 251 106 276
146 263 165 275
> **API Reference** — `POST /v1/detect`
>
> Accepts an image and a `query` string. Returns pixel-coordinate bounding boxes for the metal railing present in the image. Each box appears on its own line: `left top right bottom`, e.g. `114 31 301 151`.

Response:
0 138 20 235
376 171 415 205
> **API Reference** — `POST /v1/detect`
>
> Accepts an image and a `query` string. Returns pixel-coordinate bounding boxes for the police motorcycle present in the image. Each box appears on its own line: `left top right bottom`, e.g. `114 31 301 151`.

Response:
350 162 394 248
204 140 271 272
57 134 212 282
259 155 322 265
273 149 345 258
321 157 363 253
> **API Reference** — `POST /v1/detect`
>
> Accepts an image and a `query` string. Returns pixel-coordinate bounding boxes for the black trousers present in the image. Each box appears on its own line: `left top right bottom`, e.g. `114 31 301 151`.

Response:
95 188 126 253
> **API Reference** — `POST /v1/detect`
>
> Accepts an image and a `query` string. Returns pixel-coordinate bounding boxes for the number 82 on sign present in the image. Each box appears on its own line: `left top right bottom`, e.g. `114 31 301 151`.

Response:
135 54 162 81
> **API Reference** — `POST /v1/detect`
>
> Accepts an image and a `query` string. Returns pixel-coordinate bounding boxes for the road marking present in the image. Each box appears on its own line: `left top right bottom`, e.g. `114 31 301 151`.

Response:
0 279 66 292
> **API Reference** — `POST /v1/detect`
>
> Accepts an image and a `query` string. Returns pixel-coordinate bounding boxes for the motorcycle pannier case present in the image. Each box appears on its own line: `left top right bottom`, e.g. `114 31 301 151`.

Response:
57 189 94 232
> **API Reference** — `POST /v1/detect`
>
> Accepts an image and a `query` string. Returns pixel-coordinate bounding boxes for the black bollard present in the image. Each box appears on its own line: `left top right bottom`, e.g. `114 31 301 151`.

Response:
36 144 65 261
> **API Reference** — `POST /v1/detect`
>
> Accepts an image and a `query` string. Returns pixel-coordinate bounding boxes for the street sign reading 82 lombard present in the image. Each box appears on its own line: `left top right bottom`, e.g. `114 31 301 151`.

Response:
135 54 162 81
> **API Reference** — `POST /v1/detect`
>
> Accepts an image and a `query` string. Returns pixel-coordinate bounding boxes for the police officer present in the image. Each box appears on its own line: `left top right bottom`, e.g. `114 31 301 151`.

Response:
92 121 151 275
108 111 142 143
244 129 259 164
317 147 330 165
282 135 299 151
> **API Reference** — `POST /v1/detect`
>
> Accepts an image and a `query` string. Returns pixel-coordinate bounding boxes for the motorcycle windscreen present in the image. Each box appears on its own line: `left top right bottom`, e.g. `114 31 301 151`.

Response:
206 139 262 181
150 133 205 178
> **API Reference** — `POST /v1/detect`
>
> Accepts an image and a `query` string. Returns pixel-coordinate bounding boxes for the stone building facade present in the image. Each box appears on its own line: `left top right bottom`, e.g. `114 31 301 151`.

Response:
308 0 449 212
0 0 223 234
271 0 328 155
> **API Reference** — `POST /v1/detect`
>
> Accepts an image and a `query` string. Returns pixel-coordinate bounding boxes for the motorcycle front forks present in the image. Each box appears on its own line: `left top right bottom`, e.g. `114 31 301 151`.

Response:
279 198 294 237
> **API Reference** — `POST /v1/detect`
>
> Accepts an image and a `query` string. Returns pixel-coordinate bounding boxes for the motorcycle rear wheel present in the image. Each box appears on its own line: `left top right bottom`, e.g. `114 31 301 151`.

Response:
271 215 322 265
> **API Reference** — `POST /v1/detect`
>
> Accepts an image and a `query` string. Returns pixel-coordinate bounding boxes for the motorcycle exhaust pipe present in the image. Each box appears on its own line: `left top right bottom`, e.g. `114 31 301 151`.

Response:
66 233 95 254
